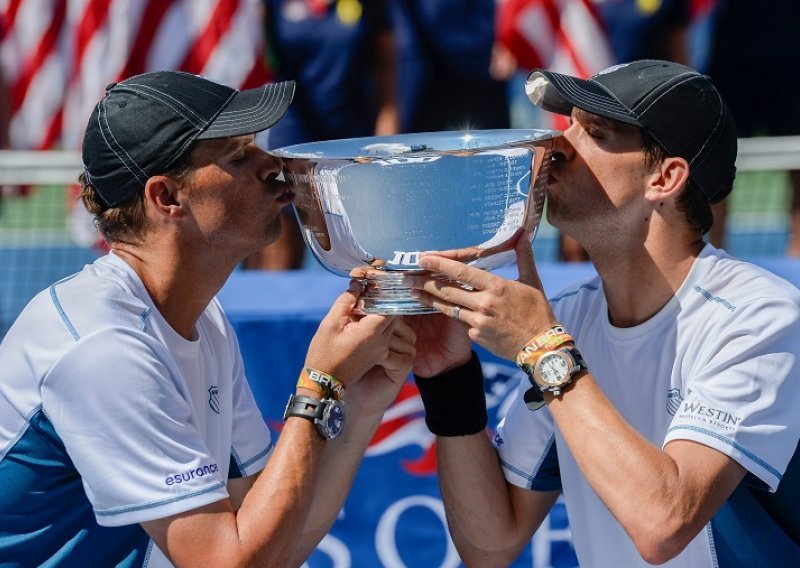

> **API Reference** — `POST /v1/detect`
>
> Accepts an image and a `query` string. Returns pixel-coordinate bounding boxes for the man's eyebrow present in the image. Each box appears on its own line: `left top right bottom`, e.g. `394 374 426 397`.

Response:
221 135 255 154
574 108 612 127
575 109 636 135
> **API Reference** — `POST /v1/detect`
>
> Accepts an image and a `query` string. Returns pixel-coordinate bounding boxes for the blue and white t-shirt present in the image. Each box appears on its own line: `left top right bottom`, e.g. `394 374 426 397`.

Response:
0 253 272 566
496 245 800 567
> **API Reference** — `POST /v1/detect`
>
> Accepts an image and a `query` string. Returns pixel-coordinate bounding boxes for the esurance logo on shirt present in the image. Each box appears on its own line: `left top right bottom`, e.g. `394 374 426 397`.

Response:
165 463 220 486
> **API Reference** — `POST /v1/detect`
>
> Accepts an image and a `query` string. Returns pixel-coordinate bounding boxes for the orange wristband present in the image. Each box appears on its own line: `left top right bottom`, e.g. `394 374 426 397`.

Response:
515 324 574 370
297 368 345 400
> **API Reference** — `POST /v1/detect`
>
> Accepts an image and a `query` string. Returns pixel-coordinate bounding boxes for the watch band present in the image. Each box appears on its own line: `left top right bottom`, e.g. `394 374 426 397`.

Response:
523 384 546 411
283 395 323 421
523 346 588 410
283 395 345 440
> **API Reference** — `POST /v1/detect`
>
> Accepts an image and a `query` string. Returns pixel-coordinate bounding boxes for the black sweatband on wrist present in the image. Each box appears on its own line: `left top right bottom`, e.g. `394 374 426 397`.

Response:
414 351 488 437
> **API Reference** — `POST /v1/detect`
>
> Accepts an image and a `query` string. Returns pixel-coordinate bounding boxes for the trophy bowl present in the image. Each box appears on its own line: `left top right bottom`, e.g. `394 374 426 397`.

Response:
272 129 560 315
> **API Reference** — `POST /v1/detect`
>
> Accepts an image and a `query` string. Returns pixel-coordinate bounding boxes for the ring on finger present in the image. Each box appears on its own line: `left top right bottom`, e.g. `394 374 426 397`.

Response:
452 306 461 321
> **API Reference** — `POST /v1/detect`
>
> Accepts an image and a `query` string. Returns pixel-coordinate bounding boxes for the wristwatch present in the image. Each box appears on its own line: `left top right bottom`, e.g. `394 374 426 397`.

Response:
522 346 587 410
283 395 345 440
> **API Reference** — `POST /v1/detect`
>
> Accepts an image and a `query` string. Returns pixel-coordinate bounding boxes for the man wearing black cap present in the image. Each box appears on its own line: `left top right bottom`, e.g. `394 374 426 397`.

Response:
406 60 800 566
0 71 416 566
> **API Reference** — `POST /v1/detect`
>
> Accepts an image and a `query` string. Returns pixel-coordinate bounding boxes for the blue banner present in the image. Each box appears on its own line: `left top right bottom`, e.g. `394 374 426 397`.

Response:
233 317 579 567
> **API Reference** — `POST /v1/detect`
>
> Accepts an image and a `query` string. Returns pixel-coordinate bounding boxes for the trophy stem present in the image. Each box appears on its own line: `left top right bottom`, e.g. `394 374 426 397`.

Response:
356 271 439 315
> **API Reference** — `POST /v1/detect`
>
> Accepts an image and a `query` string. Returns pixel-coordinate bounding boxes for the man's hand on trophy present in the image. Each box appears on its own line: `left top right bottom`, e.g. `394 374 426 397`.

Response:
305 280 403 386
347 322 417 417
349 265 472 378
422 227 523 264
403 311 472 378
408 233 559 362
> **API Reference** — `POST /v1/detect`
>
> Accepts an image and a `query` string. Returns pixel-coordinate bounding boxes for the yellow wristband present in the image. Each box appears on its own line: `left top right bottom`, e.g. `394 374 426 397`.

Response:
515 324 574 370
297 368 345 400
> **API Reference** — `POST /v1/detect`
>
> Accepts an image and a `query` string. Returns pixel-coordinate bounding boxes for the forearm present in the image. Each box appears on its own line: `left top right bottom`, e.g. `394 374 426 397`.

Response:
150 418 327 568
416 353 553 564
233 417 327 566
292 403 384 561
546 373 741 561
437 433 548 565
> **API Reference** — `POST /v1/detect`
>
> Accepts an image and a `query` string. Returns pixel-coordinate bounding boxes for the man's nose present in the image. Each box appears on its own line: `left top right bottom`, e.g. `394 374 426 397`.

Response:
257 151 284 182
551 130 575 164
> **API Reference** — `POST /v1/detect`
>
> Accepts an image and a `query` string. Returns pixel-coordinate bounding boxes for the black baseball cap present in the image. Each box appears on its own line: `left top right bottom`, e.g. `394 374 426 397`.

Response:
525 60 737 204
82 70 295 207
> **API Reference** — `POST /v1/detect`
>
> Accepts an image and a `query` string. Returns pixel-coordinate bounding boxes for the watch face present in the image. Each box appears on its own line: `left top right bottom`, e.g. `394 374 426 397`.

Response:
323 400 345 439
537 352 570 385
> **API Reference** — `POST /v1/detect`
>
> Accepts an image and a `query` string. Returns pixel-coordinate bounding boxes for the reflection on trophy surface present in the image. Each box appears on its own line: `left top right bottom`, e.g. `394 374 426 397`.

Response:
272 129 561 314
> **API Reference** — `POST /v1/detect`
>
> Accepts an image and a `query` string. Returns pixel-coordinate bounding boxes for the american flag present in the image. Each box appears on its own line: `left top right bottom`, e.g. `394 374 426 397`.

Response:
1 0 271 151
496 0 614 129
1 0 69 150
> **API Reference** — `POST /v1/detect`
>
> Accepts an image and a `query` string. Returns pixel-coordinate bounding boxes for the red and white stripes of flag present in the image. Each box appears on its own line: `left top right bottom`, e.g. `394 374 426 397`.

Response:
1 0 270 151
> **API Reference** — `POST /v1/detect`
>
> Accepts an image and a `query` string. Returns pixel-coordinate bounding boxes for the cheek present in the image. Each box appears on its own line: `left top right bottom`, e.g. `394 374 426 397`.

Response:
191 190 243 234
591 156 646 205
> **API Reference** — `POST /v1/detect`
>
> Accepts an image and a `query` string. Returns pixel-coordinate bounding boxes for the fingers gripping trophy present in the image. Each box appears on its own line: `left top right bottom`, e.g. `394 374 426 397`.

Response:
272 129 561 314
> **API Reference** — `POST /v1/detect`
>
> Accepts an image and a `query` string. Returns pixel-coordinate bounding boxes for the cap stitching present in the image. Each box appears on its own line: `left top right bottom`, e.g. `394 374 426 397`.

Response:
639 73 721 166
123 81 213 124
212 84 272 120
98 99 148 184
585 81 637 117
122 84 208 128
122 82 230 129
552 74 636 118
206 83 284 127
208 90 278 125
205 90 276 128
687 87 726 170
635 72 700 117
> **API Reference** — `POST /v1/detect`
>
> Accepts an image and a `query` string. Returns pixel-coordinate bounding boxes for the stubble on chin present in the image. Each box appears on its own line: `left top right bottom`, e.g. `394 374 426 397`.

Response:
263 215 284 246
545 197 567 230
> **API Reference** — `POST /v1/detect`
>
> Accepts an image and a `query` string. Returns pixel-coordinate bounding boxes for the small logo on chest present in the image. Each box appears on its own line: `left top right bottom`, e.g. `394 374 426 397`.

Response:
666 388 683 416
208 386 220 414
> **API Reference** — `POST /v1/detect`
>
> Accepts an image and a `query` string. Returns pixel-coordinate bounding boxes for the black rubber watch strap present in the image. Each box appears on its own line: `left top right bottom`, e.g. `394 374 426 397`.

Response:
283 395 322 421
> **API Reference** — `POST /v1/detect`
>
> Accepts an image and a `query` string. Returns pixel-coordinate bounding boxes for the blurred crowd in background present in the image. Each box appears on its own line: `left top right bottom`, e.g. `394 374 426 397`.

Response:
1 0 799 267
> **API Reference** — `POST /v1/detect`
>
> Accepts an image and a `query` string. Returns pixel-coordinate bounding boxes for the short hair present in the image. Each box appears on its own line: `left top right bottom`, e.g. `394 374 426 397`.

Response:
79 146 195 244
640 129 718 235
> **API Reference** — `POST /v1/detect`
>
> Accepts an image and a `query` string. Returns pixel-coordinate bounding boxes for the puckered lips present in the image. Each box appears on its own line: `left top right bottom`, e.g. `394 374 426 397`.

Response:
267 171 295 205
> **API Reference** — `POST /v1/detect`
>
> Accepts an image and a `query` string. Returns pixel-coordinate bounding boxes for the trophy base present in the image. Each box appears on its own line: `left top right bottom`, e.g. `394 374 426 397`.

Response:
355 271 439 315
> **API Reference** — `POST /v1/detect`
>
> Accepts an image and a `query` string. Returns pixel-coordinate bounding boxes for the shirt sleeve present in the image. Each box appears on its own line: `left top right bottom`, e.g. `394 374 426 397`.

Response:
665 296 800 491
495 379 562 492
42 326 229 527
226 325 273 478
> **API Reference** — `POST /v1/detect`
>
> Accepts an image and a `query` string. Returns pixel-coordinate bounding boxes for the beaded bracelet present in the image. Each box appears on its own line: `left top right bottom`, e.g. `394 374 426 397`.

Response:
297 367 345 400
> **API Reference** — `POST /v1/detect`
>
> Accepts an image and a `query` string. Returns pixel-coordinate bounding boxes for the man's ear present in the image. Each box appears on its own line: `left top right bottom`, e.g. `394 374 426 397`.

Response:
644 156 690 202
143 176 187 219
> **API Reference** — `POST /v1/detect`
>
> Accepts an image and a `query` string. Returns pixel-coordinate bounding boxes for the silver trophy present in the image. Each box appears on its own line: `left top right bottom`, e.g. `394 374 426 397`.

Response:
272 129 560 314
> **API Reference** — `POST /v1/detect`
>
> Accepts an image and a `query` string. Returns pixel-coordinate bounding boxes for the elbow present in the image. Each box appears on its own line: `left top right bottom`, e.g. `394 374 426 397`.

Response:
456 545 527 568
634 541 684 566
627 510 697 565
450 526 532 568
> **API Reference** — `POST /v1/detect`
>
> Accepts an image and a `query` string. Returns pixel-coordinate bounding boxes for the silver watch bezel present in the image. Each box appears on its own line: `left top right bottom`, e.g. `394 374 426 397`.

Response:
531 347 584 396
316 398 345 440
